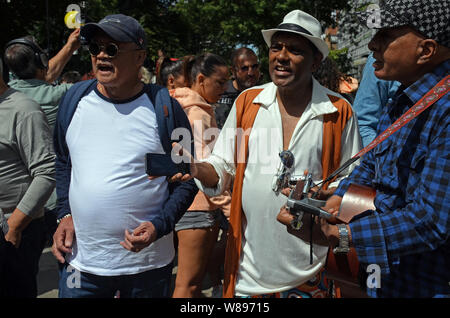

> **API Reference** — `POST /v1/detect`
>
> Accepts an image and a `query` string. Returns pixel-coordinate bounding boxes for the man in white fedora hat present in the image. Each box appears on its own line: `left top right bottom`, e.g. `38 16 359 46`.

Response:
261 10 330 62
170 9 362 297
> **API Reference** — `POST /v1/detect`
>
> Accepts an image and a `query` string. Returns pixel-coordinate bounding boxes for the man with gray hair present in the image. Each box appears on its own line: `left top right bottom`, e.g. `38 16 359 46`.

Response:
0 56 56 297
52 14 196 298
4 29 80 245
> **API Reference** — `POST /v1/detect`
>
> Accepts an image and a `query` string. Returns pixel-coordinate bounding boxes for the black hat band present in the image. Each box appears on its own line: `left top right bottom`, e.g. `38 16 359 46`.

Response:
276 23 313 36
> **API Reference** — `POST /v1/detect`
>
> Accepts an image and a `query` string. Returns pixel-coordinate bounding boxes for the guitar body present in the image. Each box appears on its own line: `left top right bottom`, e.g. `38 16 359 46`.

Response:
287 181 376 297
325 184 376 297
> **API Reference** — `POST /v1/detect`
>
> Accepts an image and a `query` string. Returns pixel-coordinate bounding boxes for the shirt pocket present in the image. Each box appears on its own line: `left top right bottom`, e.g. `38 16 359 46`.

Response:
399 144 427 172
411 145 427 172
402 144 427 198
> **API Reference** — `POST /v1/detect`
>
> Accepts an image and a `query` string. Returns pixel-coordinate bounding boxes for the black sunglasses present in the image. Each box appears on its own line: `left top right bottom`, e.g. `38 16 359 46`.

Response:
279 150 294 169
88 42 142 58
273 150 294 194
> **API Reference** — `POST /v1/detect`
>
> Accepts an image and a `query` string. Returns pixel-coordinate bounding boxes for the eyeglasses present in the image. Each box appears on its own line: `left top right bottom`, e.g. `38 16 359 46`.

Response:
88 42 142 58
272 150 294 194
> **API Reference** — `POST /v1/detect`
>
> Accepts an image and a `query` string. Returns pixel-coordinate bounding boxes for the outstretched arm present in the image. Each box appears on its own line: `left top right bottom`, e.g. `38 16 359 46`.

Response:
167 141 220 187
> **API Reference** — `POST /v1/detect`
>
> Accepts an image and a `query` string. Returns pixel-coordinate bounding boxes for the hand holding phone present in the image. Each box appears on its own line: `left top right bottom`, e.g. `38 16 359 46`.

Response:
145 153 190 177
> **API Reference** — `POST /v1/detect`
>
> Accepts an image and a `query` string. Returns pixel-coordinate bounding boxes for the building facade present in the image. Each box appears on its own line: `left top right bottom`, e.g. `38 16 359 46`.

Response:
337 0 381 79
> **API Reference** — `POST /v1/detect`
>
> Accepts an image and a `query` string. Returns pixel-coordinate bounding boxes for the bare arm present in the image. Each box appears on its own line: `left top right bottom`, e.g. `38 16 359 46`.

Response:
193 161 220 188
5 208 32 247
45 28 81 83
166 142 220 188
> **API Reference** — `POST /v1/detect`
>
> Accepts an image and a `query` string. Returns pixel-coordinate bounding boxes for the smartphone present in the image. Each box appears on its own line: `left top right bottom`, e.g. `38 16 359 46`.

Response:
145 153 190 177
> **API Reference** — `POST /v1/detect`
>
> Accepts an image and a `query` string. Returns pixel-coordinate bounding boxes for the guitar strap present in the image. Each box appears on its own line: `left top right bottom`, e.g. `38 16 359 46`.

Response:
356 75 450 158
322 75 449 291
321 75 450 186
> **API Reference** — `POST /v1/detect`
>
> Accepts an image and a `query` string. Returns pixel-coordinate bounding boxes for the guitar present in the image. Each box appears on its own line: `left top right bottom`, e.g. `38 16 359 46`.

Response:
287 181 375 297
325 184 375 297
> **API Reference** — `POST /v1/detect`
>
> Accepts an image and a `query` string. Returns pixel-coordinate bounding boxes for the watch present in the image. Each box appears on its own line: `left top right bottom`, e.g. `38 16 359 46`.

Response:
333 224 350 254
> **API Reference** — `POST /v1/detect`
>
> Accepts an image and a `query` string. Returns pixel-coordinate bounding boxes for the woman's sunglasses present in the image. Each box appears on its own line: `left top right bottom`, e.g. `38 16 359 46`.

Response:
88 42 142 58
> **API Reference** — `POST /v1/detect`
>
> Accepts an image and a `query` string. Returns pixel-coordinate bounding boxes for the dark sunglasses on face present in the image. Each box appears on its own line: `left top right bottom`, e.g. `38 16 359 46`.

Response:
88 42 141 58
279 150 294 169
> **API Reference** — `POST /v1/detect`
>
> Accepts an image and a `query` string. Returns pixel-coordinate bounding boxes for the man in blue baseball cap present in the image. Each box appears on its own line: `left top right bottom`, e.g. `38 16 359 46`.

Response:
81 14 147 49
77 14 148 99
52 14 197 298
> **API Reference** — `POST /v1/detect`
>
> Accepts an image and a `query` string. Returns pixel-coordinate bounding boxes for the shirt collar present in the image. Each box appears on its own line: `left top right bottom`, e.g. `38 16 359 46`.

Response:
403 59 450 104
253 78 339 117
8 78 49 88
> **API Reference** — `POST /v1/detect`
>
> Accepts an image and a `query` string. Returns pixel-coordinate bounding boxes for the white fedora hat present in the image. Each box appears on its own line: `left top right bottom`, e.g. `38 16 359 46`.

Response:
261 10 329 61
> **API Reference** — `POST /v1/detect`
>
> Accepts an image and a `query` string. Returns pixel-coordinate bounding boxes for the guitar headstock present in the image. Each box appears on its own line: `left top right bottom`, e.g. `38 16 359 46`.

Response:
289 178 305 201
288 172 313 201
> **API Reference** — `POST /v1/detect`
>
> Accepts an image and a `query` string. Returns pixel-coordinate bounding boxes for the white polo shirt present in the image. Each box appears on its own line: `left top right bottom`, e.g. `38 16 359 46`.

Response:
196 79 362 295
65 89 174 276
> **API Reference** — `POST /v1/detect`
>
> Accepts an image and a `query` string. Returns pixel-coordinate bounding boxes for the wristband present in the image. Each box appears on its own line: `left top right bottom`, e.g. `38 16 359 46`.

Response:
57 213 72 225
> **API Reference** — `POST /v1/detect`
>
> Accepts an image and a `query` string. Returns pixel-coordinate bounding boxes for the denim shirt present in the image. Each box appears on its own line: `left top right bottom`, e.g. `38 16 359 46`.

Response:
352 54 401 147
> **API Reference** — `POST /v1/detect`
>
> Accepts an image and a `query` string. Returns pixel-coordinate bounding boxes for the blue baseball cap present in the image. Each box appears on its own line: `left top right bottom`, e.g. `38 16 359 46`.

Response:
81 14 147 48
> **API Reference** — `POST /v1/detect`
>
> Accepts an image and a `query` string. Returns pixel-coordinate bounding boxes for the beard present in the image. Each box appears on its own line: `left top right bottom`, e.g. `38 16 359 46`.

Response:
236 77 258 91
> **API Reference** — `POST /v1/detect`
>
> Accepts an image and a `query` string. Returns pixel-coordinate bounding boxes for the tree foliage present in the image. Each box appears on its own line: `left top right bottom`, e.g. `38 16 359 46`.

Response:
170 0 349 80
1 0 350 78
329 48 353 74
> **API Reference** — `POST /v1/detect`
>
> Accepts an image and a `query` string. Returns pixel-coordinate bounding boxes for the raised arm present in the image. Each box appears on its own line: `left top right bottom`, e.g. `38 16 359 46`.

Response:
45 29 81 83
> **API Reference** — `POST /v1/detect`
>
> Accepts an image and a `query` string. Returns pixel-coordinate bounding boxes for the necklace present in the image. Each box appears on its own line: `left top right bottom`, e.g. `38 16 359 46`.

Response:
97 83 106 96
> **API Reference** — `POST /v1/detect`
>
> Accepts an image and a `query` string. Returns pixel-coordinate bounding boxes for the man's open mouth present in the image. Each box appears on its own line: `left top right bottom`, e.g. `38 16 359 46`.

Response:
97 64 114 72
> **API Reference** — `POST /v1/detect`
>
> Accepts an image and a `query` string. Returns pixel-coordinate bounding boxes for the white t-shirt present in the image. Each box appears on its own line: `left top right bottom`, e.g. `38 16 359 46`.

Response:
197 80 362 295
65 88 174 276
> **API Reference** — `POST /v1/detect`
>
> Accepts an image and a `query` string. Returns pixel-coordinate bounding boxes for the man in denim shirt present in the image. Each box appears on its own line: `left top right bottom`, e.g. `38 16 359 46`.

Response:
352 53 400 147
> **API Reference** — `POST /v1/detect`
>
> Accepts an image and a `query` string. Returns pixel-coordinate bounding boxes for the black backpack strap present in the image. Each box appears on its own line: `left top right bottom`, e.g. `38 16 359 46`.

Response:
145 84 175 154
144 84 193 155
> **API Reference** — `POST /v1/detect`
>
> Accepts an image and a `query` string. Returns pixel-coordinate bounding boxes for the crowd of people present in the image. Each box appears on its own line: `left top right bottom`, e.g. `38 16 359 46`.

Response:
0 0 449 299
